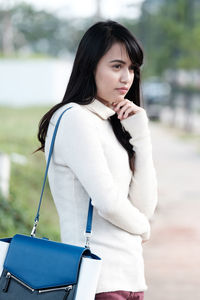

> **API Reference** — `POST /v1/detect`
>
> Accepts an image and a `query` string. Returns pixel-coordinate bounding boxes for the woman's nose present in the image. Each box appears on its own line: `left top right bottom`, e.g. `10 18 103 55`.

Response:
120 69 133 84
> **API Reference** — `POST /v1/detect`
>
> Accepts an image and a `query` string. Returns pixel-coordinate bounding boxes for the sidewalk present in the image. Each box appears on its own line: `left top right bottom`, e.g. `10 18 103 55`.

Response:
143 121 200 300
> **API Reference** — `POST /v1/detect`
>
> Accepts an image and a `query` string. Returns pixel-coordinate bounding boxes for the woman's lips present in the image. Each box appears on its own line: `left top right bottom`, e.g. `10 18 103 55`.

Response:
116 88 128 94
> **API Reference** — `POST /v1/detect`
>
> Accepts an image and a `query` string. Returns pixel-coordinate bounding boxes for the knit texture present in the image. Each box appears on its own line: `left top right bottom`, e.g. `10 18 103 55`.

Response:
44 98 158 293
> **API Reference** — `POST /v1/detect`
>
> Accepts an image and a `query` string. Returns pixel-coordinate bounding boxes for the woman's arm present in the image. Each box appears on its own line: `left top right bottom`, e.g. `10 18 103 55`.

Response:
53 106 150 237
120 109 158 221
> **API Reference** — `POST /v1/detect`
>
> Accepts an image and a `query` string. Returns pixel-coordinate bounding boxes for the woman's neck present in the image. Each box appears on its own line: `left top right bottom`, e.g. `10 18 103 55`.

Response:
95 96 113 109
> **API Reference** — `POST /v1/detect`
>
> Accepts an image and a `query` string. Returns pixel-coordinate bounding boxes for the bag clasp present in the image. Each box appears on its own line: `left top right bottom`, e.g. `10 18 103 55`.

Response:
30 219 38 237
84 231 92 249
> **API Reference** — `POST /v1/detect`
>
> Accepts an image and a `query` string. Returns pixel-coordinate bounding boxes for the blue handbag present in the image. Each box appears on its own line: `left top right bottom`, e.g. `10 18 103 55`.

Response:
0 107 102 299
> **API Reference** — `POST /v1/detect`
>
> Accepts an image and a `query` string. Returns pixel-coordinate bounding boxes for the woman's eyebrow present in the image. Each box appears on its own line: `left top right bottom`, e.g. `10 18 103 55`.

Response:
109 59 133 67
109 59 126 64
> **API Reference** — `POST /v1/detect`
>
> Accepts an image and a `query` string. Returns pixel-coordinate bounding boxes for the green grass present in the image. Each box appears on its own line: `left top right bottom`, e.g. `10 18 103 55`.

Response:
0 105 60 241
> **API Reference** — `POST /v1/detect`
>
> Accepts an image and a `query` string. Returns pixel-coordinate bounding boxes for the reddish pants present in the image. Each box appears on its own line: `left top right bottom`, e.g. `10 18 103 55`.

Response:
95 290 144 300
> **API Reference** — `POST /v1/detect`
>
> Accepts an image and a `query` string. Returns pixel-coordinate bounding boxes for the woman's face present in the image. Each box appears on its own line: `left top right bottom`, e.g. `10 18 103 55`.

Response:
94 42 135 108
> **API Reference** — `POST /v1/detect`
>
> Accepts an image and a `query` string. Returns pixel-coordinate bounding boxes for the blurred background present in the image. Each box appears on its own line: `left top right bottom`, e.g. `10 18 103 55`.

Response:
0 0 200 299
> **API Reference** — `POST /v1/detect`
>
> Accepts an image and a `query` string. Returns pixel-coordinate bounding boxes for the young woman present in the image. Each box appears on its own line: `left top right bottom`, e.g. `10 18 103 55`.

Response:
35 20 158 300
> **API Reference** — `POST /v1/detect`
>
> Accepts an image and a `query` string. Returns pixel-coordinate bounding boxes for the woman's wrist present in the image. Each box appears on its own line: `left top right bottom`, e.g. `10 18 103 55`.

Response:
120 109 150 141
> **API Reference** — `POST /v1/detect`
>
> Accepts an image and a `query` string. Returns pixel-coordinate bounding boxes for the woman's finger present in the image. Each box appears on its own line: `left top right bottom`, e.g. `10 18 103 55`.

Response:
114 99 128 111
117 103 132 119
122 107 135 119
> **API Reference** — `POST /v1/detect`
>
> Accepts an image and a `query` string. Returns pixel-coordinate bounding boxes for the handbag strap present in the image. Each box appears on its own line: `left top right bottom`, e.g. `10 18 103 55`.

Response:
31 106 93 248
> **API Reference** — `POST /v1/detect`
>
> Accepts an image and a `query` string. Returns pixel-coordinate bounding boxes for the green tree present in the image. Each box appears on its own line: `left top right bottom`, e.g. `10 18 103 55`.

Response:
121 0 200 77
0 2 95 57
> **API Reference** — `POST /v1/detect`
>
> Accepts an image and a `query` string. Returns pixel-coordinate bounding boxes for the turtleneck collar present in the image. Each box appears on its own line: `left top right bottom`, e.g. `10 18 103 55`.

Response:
83 98 116 120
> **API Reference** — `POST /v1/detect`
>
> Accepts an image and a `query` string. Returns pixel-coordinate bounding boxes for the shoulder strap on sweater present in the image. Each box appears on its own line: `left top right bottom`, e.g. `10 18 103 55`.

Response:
31 106 93 248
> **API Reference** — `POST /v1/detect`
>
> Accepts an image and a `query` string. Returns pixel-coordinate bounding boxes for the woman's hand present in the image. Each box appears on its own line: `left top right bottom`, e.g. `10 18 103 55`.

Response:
112 99 144 120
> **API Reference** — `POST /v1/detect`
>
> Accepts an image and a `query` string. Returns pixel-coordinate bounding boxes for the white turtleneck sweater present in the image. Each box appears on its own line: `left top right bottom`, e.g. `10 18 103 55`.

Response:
44 98 158 294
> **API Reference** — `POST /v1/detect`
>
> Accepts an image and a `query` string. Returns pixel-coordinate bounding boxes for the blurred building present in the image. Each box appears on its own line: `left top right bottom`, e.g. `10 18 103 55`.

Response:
0 59 73 106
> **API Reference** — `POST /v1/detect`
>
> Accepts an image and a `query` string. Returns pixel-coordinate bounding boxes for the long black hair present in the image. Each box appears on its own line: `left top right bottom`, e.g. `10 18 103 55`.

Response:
34 20 144 173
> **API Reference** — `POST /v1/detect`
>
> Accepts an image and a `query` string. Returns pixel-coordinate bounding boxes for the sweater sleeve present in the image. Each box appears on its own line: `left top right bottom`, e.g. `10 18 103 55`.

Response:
53 106 150 237
120 109 158 222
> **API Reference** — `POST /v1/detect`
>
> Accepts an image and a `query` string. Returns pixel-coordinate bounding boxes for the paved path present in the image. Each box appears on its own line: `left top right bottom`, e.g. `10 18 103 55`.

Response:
143 121 200 300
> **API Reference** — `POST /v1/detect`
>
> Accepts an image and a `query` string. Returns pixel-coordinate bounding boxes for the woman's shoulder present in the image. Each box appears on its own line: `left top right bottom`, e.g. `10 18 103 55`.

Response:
50 102 88 126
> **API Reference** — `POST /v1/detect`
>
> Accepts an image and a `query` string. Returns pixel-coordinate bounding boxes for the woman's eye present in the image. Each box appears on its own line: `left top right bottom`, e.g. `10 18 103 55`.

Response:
113 64 121 69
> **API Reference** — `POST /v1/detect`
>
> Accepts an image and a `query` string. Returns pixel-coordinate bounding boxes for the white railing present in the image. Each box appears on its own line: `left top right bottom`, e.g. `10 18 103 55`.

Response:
0 152 11 199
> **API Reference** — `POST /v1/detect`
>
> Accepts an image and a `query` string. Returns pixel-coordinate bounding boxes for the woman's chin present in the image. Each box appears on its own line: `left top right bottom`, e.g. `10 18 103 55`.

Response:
114 96 125 102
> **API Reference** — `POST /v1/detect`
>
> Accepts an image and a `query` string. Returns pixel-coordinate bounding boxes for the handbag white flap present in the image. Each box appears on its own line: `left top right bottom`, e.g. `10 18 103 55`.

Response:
75 255 102 300
0 241 9 277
